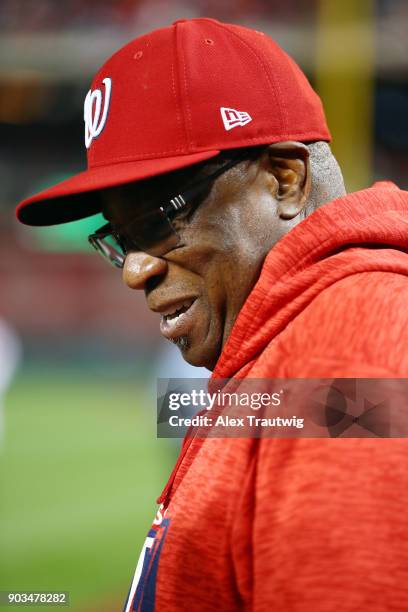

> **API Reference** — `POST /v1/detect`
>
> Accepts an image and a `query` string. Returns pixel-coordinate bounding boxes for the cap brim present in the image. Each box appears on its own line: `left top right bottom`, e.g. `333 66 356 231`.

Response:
17 150 220 226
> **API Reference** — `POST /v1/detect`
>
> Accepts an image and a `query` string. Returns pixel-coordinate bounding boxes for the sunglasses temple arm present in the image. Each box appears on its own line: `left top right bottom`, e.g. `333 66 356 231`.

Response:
164 155 248 214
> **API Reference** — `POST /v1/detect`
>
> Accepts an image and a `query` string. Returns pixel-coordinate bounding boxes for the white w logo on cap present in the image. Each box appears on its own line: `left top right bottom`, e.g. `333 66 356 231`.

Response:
220 107 252 131
84 77 112 149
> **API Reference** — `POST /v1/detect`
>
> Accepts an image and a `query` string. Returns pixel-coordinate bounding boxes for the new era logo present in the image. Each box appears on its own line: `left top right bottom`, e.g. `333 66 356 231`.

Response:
220 107 252 131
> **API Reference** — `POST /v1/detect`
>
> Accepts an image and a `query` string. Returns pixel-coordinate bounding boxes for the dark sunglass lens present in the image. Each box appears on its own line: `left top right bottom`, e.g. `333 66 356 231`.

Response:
122 208 180 256
89 235 125 268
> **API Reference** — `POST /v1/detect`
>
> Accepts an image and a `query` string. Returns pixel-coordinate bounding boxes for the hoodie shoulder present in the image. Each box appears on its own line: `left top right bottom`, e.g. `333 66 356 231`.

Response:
254 268 408 378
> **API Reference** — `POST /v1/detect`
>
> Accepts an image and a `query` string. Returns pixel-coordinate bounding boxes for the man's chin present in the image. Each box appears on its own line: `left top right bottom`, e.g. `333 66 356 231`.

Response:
173 333 221 371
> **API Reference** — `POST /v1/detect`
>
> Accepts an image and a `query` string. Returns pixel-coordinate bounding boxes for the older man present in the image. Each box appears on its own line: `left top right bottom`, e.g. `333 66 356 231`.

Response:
17 18 408 612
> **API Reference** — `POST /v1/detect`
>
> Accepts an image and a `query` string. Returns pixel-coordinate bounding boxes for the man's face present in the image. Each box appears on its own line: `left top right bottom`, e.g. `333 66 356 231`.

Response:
102 151 286 370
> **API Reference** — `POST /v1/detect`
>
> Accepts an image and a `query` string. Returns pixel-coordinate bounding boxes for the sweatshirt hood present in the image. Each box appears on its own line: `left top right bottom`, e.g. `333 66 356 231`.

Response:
213 182 408 379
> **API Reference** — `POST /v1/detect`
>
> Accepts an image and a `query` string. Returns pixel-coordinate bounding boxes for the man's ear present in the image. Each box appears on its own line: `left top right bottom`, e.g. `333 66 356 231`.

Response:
263 141 311 219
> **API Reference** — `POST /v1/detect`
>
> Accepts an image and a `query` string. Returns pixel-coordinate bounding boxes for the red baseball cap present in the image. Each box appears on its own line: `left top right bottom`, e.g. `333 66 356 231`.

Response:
16 17 331 226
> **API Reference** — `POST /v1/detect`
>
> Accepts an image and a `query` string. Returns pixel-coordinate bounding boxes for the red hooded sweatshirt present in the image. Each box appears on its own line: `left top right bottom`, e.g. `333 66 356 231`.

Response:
124 183 408 612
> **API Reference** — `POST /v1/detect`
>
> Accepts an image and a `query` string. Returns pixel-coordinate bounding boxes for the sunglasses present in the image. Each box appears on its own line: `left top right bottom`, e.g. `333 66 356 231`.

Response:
88 151 255 268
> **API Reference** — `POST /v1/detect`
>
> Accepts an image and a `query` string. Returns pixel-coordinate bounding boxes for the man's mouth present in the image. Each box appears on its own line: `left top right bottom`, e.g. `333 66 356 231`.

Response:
159 298 197 342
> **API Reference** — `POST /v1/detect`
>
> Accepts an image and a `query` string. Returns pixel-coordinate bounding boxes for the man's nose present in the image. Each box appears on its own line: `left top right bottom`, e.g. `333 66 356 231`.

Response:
122 251 168 290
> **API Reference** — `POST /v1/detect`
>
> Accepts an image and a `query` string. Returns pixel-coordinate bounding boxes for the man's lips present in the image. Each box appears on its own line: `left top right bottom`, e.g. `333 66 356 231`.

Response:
158 297 198 341
159 298 195 318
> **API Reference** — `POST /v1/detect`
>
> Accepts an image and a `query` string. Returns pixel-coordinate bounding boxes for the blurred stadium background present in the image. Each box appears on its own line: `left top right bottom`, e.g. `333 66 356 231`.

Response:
0 0 407 609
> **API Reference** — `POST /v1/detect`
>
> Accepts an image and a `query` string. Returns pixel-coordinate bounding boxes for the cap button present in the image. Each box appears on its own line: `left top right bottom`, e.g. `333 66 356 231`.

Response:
173 19 189 25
